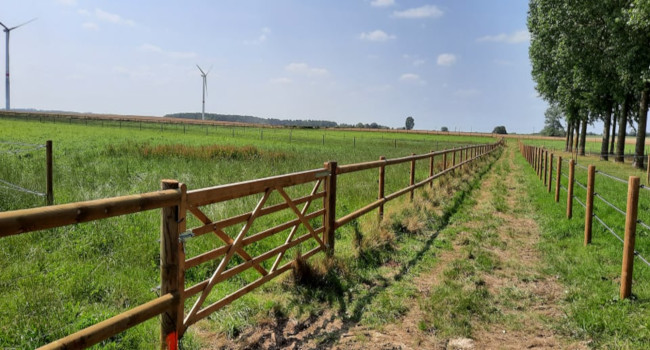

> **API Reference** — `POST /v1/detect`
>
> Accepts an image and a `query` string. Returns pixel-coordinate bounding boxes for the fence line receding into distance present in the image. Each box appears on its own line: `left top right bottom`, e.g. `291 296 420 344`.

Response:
0 139 504 350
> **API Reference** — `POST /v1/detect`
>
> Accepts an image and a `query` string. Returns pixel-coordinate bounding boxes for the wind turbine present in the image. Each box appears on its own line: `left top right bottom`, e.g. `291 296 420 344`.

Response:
196 64 211 121
0 18 36 110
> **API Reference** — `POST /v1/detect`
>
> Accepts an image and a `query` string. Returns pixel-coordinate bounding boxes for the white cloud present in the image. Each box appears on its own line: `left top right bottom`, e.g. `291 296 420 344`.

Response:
455 88 481 98
437 54 457 66
245 27 271 45
359 30 396 42
285 63 329 77
413 59 426 66
57 0 77 6
370 0 395 7
393 5 443 19
270 77 292 85
477 30 530 44
399 73 426 85
139 44 163 53
138 44 196 59
79 8 136 26
403 54 425 66
82 22 99 30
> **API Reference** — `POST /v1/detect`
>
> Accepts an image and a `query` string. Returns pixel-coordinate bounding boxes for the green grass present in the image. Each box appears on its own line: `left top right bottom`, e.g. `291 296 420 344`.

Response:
0 116 497 349
517 145 650 348
522 137 643 158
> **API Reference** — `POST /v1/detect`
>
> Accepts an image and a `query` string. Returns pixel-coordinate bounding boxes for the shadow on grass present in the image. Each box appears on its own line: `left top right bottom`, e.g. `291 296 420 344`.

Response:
256 152 501 349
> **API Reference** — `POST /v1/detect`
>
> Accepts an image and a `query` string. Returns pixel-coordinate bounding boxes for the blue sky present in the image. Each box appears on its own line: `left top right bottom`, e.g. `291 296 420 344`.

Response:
0 0 550 133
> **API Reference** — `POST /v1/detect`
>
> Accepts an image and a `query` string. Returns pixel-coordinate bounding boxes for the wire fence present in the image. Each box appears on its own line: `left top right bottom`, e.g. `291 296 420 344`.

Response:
519 141 650 298
0 178 45 197
0 140 51 202
0 140 46 155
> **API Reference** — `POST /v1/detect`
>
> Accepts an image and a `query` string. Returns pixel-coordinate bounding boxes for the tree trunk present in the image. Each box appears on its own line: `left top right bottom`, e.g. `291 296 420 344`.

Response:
573 119 580 153
565 121 571 151
601 101 612 160
567 120 574 152
567 121 573 152
633 84 649 169
610 106 617 155
579 118 587 156
615 96 630 162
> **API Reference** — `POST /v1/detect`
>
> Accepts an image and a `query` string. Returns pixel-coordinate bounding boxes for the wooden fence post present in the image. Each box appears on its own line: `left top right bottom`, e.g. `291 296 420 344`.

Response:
323 161 338 257
46 140 53 205
410 153 416 201
544 150 549 186
584 165 595 245
620 176 640 299
539 148 543 179
160 180 185 350
443 152 447 171
555 156 562 202
567 159 575 219
428 151 434 188
452 149 456 167
548 153 553 193
539 149 544 180
378 156 385 221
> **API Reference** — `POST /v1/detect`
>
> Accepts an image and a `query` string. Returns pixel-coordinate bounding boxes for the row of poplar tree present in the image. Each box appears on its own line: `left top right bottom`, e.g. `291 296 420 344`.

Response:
528 0 650 168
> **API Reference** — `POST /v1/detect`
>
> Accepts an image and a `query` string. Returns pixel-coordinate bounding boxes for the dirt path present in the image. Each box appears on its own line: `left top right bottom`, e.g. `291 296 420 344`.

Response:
202 145 587 349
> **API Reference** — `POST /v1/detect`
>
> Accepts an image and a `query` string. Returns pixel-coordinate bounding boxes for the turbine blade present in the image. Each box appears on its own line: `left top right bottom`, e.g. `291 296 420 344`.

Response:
0 21 8 31
196 64 206 75
10 17 37 31
206 65 213 75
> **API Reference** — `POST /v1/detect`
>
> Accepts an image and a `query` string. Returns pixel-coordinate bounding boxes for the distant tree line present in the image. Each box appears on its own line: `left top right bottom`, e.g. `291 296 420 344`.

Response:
165 112 389 129
528 0 650 167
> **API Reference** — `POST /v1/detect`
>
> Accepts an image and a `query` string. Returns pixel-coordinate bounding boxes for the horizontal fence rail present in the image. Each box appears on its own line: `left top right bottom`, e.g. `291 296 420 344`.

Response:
0 139 504 349
519 141 650 300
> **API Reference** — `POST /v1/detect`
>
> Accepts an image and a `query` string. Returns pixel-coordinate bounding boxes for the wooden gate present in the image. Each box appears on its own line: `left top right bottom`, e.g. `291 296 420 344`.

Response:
175 167 331 336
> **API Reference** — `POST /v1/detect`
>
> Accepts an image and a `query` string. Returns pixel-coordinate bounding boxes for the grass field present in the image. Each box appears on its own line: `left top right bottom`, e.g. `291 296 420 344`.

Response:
0 116 496 349
522 136 646 158
518 145 650 348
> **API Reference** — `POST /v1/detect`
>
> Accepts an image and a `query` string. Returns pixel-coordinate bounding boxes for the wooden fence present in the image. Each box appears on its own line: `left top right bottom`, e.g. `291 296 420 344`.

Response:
519 142 650 300
0 140 503 349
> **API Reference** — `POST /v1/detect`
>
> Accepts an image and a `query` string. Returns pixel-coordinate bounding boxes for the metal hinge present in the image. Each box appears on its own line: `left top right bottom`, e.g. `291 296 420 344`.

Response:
179 231 194 242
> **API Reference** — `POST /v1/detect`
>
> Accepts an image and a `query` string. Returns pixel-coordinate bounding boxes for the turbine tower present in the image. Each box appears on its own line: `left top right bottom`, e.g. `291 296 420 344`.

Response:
196 65 211 121
0 18 36 110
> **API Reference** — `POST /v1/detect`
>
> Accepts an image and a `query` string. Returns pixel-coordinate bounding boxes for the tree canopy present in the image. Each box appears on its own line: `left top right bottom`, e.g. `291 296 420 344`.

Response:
492 126 508 134
540 103 566 136
405 116 414 130
528 0 650 167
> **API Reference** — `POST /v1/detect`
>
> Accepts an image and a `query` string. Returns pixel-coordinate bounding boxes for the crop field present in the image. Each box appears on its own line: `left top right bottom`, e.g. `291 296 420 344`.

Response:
0 116 495 348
